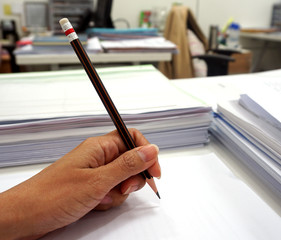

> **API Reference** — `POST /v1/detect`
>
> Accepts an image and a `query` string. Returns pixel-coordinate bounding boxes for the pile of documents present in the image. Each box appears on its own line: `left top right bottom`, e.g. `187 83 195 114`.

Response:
0 65 211 167
15 35 103 55
87 28 177 53
15 29 177 55
86 28 159 40
210 79 281 198
99 37 177 53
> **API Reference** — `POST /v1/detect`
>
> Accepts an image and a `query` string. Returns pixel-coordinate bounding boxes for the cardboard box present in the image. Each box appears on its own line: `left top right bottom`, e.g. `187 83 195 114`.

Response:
228 50 252 74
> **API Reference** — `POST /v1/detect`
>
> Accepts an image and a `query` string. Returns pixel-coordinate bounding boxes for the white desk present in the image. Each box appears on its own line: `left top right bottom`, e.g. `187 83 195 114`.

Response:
240 32 281 72
240 32 281 43
15 52 172 70
0 68 281 239
0 139 280 240
172 70 281 216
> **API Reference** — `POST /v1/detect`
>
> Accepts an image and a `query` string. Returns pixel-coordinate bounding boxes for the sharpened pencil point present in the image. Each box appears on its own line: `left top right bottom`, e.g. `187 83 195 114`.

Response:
156 191 161 199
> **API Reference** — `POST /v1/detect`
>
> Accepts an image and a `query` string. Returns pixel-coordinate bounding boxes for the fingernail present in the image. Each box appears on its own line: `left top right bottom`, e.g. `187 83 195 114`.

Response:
157 164 162 179
137 144 159 162
123 185 139 195
100 195 113 205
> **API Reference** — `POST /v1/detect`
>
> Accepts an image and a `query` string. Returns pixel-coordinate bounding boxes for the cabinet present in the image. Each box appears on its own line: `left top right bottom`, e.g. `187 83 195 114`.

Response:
228 50 252 74
49 0 94 34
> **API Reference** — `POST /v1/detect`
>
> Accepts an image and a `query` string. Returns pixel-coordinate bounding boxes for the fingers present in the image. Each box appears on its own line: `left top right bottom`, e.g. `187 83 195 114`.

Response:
94 144 159 191
94 174 146 211
94 186 129 211
102 129 161 180
147 160 161 179
120 174 146 195
128 128 151 147
104 128 151 153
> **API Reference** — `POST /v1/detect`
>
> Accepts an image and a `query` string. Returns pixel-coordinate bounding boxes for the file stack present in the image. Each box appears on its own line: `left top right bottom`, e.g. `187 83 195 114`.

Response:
86 28 177 53
210 86 281 198
14 35 103 55
0 65 211 167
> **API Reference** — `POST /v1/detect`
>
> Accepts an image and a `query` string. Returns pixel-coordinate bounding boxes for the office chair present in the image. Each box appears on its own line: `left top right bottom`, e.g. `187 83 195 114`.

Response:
76 0 114 33
159 5 235 79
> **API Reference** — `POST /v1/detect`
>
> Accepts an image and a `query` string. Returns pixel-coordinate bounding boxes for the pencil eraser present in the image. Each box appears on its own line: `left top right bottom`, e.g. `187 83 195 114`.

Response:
59 18 69 27
59 18 78 42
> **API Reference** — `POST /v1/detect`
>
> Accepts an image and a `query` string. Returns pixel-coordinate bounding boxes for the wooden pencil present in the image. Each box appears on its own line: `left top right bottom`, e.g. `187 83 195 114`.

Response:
59 18 160 199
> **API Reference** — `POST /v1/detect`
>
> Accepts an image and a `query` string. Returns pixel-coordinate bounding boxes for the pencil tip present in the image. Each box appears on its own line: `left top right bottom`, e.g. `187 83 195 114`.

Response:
156 191 161 199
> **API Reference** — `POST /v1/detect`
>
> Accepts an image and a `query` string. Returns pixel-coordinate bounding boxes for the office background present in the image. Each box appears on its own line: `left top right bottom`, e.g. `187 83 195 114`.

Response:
0 0 281 73
0 1 281 238
0 0 279 36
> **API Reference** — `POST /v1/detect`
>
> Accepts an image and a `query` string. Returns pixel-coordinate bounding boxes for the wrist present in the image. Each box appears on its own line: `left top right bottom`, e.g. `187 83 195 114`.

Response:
0 187 41 240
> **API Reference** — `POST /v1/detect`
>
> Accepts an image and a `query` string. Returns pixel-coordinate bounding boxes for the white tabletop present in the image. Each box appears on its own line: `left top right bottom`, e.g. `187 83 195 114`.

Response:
1 68 281 239
240 32 281 43
1 139 280 239
15 52 172 66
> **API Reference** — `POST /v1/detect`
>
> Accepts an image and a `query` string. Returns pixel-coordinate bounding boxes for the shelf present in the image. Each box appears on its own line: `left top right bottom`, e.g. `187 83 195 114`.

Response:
49 0 94 35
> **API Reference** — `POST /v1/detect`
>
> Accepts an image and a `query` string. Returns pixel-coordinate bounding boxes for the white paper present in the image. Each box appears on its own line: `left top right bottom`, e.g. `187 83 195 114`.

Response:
38 152 281 240
0 65 212 167
101 37 177 50
0 65 204 121
239 80 281 129
86 37 103 52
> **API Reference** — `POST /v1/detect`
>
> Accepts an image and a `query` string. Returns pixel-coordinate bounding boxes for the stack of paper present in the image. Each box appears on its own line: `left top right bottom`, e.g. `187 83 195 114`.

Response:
0 65 211 167
86 28 159 40
14 35 103 55
100 37 178 53
85 28 177 53
210 80 281 198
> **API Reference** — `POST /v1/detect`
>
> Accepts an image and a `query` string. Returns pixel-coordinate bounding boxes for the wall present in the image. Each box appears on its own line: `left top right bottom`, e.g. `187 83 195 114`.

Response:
111 0 280 36
0 0 47 20
0 0 48 36
198 0 280 36
1 0 280 72
111 0 197 29
1 0 280 36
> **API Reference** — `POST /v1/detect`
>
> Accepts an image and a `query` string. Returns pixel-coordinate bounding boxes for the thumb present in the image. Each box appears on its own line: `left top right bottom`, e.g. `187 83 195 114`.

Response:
98 144 159 190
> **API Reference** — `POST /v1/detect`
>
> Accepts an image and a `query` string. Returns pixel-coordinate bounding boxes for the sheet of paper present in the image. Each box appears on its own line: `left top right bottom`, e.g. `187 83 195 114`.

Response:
37 152 281 240
0 65 212 167
0 65 203 121
173 69 281 112
239 79 281 125
86 37 103 53
100 37 177 50
218 100 281 158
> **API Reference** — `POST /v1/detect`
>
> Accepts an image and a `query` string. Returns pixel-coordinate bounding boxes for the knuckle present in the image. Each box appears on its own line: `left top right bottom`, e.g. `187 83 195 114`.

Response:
128 128 140 138
128 128 138 133
81 137 97 147
87 170 108 195
119 152 138 172
128 128 150 146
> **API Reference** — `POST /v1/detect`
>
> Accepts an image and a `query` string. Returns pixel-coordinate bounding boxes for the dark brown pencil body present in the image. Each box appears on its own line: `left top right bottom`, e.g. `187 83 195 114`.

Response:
59 18 159 198
71 38 151 180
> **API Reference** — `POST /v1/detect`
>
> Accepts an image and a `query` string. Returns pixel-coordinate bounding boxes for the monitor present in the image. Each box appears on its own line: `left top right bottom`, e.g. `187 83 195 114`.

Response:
271 4 281 29
94 0 114 28
25 2 49 32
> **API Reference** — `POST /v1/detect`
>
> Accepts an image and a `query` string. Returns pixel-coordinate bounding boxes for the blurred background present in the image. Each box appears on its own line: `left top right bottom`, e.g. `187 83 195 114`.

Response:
0 0 280 75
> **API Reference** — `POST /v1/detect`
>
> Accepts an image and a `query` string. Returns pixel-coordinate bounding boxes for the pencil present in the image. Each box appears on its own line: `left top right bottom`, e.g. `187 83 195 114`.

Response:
59 18 160 199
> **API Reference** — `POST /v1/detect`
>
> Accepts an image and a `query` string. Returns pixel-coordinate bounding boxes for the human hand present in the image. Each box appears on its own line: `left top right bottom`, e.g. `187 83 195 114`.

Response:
0 129 161 240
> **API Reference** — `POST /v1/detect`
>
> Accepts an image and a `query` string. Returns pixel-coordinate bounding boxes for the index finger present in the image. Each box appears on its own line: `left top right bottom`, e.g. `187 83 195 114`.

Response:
105 129 161 178
104 128 151 153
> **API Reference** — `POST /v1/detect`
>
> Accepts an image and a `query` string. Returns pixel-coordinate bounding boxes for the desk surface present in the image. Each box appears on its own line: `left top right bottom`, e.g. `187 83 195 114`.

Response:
15 52 172 66
0 139 280 239
240 31 281 42
0 68 281 239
